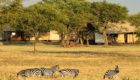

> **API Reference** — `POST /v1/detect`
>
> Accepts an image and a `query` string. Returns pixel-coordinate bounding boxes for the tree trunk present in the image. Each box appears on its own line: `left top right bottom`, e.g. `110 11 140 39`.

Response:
33 38 37 54
103 29 108 46
61 33 66 47
66 34 70 47
79 37 83 45
33 32 39 53
86 37 89 47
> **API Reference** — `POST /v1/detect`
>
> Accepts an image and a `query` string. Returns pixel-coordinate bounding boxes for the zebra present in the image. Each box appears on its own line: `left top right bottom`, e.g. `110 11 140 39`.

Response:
103 65 119 79
17 68 42 77
17 65 59 78
40 65 60 77
59 68 79 78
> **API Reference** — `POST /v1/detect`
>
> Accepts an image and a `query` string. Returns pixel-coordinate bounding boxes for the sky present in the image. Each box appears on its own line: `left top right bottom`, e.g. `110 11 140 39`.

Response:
23 0 140 14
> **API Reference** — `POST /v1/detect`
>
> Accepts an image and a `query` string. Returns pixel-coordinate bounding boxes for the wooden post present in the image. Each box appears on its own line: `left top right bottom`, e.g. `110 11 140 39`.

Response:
132 32 135 44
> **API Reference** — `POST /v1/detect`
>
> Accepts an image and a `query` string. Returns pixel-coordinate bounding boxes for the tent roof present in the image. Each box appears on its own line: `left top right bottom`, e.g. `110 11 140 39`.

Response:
99 21 136 34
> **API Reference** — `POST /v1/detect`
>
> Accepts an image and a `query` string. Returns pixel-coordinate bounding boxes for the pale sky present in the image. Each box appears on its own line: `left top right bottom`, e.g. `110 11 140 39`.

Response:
106 0 140 14
23 0 140 14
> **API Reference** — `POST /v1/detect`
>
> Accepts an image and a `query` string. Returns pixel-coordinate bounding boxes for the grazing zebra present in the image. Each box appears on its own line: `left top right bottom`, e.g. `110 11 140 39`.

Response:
40 65 60 77
17 68 42 77
103 65 119 79
59 69 79 78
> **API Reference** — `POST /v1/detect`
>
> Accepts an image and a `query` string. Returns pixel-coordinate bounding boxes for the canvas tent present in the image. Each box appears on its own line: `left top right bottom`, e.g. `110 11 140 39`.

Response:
95 22 138 44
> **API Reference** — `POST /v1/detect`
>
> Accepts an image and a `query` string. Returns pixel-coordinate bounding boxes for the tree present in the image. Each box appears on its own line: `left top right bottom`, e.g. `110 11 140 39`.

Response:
1 0 41 53
0 0 23 24
43 0 93 46
16 2 67 53
41 0 69 46
1 1 48 53
128 13 140 37
84 23 96 46
1 0 68 53
91 2 128 46
0 0 19 30
67 0 93 45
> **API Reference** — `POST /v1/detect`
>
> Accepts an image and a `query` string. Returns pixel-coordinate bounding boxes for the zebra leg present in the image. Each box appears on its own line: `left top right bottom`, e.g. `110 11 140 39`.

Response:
50 74 54 78
61 74 65 78
73 73 78 78
108 76 113 80
103 75 106 79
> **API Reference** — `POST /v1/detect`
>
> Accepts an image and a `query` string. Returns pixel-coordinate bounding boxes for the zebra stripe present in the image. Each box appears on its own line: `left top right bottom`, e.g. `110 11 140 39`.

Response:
103 65 119 79
17 65 60 78
17 68 42 77
59 69 79 78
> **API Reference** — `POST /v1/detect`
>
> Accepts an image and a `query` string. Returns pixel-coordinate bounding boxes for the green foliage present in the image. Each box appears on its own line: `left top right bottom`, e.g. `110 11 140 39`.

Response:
0 0 22 26
44 0 93 33
128 13 140 27
39 2 68 33
68 0 93 33
91 2 128 26
0 0 130 46
0 0 14 8
1 0 67 36
1 0 128 37
43 0 94 46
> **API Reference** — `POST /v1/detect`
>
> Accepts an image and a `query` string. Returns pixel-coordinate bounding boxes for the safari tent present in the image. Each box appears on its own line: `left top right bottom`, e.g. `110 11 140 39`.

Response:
95 22 138 44
1 25 60 41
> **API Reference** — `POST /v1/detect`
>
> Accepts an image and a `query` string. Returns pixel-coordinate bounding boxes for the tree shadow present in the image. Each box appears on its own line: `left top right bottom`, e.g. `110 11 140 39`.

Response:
2 41 32 46
25 50 140 58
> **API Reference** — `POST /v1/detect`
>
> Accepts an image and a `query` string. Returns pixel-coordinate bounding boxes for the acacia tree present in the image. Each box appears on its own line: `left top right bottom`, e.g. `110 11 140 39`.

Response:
1 1 47 53
43 0 93 46
21 6 49 53
40 0 69 46
18 2 68 53
68 0 93 45
91 2 128 46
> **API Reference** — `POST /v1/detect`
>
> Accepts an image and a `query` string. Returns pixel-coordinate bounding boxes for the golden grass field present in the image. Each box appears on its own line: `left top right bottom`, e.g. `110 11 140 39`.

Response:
0 43 140 80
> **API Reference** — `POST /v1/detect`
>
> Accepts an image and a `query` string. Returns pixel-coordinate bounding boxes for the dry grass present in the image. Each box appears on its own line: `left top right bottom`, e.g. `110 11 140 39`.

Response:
0 43 140 80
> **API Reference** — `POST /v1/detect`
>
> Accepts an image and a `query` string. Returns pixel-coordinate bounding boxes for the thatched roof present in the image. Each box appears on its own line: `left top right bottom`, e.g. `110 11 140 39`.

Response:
99 21 136 34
